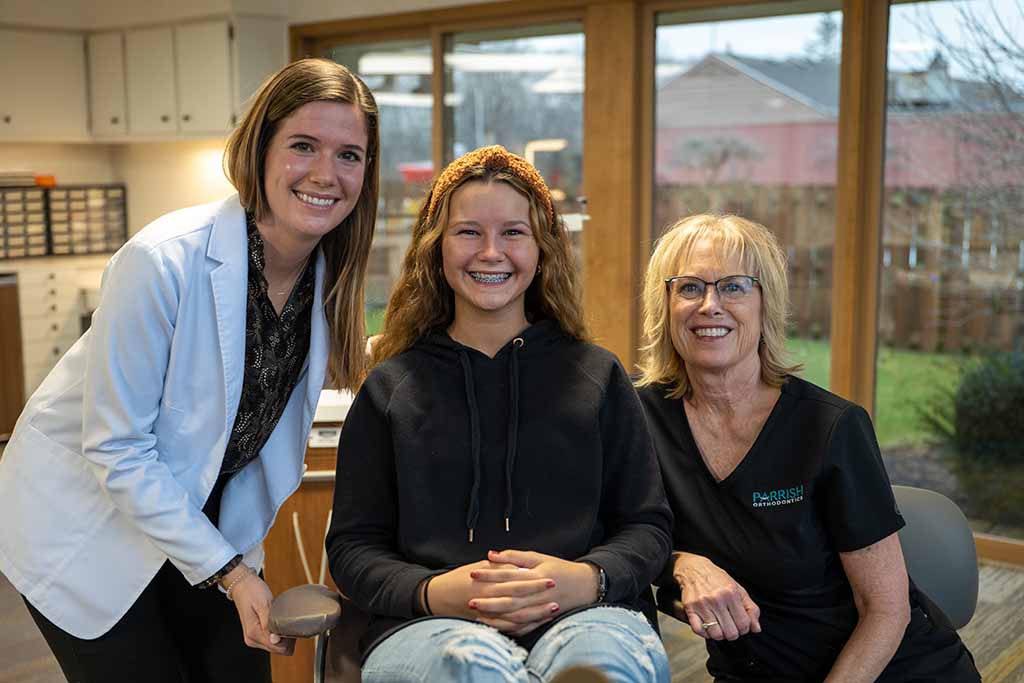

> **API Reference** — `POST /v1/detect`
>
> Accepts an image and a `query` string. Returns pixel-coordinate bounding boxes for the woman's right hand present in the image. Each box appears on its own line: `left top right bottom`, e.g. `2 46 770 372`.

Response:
672 551 761 641
427 559 558 635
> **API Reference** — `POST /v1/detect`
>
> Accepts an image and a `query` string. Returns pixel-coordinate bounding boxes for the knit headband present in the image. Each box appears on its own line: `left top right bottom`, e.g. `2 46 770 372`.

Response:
427 145 555 225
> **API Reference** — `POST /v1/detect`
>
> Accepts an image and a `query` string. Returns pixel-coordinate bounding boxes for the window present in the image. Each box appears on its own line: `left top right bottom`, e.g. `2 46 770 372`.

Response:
655 5 842 387
327 40 434 333
879 0 1024 539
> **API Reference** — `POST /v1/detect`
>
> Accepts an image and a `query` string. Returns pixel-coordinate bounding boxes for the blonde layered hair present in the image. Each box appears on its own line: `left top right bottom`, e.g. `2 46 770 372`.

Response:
224 58 380 391
372 156 588 366
636 214 801 398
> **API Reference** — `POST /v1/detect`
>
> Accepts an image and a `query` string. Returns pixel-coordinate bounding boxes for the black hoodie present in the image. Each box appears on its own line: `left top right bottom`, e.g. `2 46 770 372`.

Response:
325 320 673 654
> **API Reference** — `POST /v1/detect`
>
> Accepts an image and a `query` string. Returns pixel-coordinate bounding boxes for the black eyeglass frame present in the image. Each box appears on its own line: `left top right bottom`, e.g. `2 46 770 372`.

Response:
664 274 762 300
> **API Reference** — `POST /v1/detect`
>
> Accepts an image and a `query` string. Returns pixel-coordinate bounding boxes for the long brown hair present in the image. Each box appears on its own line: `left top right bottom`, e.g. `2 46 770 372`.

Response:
372 150 588 366
224 58 380 390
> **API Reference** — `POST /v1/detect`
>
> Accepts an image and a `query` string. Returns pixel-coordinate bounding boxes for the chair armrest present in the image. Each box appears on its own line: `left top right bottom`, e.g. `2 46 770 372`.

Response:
655 584 687 623
269 584 342 638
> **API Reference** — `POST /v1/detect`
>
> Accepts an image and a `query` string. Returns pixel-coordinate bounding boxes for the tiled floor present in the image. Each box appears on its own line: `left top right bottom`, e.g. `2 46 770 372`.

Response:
3 564 1024 682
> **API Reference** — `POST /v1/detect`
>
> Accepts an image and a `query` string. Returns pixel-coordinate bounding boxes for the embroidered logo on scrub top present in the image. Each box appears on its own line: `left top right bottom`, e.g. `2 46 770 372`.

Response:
752 485 805 508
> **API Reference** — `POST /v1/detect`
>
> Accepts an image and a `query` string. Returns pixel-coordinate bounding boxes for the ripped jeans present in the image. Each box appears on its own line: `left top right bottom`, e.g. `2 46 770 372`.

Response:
362 606 670 683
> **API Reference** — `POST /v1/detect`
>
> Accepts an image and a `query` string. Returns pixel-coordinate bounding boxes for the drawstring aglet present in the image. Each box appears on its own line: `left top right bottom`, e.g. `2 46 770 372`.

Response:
468 528 474 543
505 517 510 532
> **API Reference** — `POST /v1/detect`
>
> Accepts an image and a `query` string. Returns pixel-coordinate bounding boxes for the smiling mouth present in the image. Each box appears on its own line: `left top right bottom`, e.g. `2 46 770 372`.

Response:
470 272 511 284
694 327 731 338
294 191 337 207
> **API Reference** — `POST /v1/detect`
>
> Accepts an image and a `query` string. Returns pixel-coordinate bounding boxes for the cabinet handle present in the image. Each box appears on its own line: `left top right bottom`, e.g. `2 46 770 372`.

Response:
53 347 61 356
51 323 59 332
2 115 10 124
161 114 170 123
111 116 120 124
50 304 57 312
49 288 56 296
182 114 192 122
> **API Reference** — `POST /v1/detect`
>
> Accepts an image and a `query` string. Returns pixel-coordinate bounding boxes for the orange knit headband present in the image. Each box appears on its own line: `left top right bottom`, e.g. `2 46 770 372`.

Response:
427 145 555 225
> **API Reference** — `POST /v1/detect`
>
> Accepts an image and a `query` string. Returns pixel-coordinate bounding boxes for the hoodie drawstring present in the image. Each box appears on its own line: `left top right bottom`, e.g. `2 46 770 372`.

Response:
504 338 523 533
459 337 524 543
459 350 482 543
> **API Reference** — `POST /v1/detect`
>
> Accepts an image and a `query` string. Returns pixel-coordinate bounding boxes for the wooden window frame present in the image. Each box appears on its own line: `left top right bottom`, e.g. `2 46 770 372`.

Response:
291 0 1024 567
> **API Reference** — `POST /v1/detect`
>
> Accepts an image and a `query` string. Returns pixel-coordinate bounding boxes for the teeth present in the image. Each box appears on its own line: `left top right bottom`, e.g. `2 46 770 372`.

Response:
470 272 511 284
296 191 335 207
695 327 730 337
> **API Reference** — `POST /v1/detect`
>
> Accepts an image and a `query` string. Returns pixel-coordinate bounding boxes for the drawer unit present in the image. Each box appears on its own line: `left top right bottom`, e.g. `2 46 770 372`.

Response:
0 188 48 259
0 185 127 260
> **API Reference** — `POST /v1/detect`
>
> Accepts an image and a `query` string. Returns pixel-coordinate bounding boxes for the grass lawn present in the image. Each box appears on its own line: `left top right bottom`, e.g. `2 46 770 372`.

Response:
786 337 964 447
366 306 386 336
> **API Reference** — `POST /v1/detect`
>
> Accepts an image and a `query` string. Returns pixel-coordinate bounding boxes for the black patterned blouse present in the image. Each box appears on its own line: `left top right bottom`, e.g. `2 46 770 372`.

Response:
220 216 317 475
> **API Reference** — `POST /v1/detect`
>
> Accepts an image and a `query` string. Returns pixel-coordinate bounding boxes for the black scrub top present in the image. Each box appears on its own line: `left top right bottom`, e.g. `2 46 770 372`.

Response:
639 375 978 683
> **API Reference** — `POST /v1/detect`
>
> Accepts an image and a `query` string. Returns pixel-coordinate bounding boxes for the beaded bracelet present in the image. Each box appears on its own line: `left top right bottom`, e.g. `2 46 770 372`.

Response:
224 565 256 601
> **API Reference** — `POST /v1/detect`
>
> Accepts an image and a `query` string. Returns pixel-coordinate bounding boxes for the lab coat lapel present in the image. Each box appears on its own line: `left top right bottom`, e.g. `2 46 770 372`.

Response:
206 196 248 437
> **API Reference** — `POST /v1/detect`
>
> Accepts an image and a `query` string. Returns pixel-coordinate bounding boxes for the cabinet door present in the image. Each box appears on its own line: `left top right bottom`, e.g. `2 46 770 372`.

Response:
0 29 89 140
125 27 177 135
175 21 233 134
87 32 127 136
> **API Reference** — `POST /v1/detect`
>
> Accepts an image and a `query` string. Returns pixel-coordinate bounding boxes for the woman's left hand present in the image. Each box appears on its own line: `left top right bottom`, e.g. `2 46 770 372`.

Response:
470 549 600 632
226 569 296 655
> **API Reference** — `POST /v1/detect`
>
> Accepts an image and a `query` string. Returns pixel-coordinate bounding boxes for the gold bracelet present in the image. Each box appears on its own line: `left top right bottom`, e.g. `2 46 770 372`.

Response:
224 565 255 601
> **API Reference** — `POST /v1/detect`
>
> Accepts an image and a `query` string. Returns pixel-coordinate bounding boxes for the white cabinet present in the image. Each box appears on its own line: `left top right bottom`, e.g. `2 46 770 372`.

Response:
0 29 89 141
87 32 127 137
175 21 234 134
124 27 178 135
109 18 283 138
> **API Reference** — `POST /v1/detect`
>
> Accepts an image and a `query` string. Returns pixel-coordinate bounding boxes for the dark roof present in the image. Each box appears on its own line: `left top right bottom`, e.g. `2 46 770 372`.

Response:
671 52 1024 116
717 53 840 114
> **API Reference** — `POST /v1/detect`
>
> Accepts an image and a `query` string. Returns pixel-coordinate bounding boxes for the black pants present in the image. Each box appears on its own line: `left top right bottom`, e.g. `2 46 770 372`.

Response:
22 474 271 683
24 561 271 683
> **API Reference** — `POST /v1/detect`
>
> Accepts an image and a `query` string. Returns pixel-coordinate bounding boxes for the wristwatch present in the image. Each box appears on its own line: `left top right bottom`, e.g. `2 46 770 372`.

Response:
594 563 608 603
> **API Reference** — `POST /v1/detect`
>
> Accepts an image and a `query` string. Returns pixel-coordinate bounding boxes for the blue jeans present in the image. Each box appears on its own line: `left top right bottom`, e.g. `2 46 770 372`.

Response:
362 606 670 683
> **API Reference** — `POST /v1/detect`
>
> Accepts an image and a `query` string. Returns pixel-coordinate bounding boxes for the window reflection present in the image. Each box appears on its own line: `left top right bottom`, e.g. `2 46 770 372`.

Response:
445 25 585 254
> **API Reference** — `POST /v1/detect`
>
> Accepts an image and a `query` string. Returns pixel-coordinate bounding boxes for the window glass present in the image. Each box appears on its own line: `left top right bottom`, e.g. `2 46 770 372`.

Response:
880 0 1024 539
655 5 842 388
445 24 585 255
326 41 433 334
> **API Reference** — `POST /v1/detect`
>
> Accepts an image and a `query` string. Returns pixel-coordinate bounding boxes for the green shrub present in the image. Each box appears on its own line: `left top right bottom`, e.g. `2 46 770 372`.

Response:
921 350 1024 524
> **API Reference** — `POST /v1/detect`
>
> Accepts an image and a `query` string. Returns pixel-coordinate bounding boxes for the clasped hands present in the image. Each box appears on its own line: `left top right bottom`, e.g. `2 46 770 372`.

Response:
427 549 600 637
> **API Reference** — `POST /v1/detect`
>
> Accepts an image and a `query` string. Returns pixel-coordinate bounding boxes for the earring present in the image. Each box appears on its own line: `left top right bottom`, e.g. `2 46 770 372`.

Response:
536 264 542 274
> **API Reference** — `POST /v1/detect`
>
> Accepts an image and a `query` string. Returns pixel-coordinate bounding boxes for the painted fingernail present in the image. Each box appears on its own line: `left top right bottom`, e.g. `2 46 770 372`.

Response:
550 604 560 613
470 571 479 579
545 580 556 588
468 601 478 610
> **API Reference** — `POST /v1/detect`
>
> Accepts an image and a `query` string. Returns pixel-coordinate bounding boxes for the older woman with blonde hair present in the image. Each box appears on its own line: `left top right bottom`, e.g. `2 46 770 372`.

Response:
0 58 379 682
635 214 979 682
326 145 672 683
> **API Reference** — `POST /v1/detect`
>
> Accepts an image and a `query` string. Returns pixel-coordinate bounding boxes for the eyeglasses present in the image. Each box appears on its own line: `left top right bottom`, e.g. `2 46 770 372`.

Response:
664 275 761 301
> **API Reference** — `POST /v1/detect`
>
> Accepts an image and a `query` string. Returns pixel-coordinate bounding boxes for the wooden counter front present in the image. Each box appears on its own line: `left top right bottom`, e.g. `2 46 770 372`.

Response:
265 445 339 683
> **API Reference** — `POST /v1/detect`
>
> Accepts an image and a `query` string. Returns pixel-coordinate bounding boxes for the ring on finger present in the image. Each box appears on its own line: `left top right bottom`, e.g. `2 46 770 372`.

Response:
701 620 719 629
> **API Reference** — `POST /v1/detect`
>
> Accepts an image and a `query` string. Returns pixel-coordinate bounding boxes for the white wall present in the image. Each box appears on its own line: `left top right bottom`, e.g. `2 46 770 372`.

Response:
109 139 235 235
287 0 502 25
0 143 116 183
